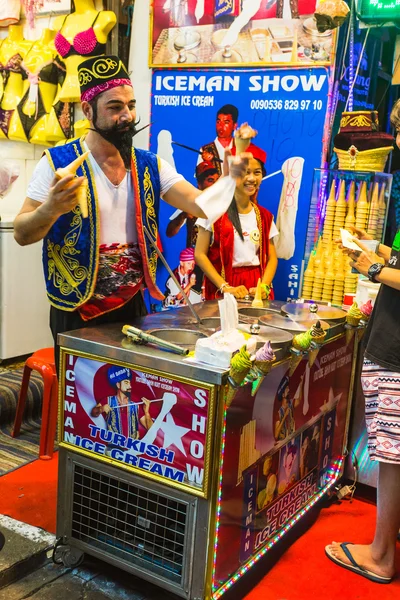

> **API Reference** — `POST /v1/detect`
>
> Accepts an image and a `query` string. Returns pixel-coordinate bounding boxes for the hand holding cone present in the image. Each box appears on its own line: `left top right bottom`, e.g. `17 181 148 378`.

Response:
55 151 90 218
235 123 257 154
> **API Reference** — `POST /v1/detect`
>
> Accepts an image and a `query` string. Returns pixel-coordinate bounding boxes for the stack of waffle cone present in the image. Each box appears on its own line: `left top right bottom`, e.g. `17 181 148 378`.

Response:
323 181 336 249
366 182 380 238
344 261 358 295
333 180 347 241
355 181 369 231
302 253 315 299
313 237 323 271
321 241 334 302
312 264 324 301
55 151 90 218
321 266 334 302
331 253 345 305
344 180 356 231
376 184 386 241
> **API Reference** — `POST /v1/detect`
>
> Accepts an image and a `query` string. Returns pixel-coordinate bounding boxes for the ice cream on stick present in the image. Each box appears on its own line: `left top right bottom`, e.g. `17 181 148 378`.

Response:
235 123 258 154
55 151 90 218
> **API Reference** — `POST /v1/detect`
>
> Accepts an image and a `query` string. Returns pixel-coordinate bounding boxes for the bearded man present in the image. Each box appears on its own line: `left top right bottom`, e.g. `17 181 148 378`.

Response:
14 56 247 370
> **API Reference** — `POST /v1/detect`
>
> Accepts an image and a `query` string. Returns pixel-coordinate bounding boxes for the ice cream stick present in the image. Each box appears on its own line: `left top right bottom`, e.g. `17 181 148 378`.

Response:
55 151 90 218
252 278 263 308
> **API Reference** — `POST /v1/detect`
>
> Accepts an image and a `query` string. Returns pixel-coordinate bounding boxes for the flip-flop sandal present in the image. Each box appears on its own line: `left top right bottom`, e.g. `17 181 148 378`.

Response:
325 542 393 584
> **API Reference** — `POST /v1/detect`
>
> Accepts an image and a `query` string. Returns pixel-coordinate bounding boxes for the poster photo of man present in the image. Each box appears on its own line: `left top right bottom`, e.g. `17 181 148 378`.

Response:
151 0 335 67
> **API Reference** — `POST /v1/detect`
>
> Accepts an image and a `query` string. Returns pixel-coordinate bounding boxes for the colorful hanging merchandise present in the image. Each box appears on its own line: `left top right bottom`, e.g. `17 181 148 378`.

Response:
334 111 394 172
53 0 117 102
314 0 350 33
0 25 32 140
0 0 20 27
7 29 60 144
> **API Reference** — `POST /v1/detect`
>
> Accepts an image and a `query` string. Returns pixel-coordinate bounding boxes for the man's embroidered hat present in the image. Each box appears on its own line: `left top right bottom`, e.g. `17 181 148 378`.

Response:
108 365 131 385
78 55 132 103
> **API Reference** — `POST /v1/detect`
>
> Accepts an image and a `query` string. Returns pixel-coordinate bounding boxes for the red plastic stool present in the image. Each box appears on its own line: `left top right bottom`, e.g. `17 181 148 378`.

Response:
12 348 58 460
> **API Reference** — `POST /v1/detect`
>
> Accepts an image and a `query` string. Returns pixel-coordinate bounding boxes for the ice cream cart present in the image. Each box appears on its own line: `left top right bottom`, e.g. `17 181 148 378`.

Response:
55 300 360 599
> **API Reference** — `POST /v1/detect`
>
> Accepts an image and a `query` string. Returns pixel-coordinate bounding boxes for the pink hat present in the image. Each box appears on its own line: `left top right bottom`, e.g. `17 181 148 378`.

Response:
180 248 195 262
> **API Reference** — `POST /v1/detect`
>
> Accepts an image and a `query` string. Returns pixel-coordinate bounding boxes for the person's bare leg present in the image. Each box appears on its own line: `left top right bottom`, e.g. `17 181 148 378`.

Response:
328 461 400 579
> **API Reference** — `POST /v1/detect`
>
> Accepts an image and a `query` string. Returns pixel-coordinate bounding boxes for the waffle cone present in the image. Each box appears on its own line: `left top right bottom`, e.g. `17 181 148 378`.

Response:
229 366 250 386
346 327 355 345
346 316 361 327
225 383 238 407
289 353 303 376
254 360 273 376
235 137 251 154
308 348 320 368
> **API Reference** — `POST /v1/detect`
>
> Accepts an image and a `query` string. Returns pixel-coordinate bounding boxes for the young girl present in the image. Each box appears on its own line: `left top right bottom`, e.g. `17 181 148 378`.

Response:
195 149 278 300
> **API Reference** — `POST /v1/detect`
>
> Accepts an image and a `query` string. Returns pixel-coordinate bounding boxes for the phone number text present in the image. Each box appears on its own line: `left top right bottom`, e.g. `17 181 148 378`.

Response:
250 99 323 111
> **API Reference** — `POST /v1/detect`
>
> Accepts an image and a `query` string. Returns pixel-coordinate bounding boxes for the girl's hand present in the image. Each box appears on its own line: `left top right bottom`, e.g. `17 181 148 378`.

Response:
249 286 267 299
226 285 249 298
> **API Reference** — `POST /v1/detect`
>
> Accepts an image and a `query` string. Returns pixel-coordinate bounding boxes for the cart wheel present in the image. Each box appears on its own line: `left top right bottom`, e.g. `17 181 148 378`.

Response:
52 538 84 568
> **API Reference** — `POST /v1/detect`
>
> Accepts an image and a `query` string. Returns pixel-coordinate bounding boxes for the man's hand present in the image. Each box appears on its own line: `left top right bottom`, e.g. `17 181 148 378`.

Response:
44 174 86 219
102 404 111 415
349 238 384 277
141 397 151 416
189 273 196 285
223 149 251 179
226 284 248 298
348 225 373 241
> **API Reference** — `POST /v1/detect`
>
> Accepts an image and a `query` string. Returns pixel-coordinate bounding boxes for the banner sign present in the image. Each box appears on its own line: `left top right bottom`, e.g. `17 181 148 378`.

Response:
150 68 330 304
60 353 215 497
212 334 354 589
150 0 336 67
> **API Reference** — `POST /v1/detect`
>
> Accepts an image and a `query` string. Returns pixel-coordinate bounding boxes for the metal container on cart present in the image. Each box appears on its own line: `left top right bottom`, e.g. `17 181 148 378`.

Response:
55 300 361 599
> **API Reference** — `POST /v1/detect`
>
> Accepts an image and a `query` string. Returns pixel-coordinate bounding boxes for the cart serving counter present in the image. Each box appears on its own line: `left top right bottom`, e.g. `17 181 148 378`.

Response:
55 300 360 599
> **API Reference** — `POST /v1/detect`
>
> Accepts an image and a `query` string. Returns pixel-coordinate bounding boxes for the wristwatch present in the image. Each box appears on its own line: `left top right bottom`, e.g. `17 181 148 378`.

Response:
367 263 384 283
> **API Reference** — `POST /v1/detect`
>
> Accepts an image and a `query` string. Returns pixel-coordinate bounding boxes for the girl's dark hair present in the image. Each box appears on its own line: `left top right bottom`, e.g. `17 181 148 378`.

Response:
227 196 244 241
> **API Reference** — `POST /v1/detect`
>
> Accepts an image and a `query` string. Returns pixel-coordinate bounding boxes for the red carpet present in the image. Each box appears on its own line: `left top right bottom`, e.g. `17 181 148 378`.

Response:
0 454 58 534
0 457 399 599
244 498 400 600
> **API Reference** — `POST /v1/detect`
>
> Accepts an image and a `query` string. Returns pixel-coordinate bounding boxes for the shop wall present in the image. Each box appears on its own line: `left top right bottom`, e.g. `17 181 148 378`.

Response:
0 1 104 217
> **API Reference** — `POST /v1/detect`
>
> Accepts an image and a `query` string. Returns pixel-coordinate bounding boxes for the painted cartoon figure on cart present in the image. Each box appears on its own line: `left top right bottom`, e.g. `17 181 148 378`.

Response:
91 366 155 439
274 374 302 441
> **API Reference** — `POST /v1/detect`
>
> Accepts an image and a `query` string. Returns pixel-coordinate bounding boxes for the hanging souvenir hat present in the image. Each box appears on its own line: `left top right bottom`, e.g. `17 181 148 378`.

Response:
78 55 132 103
333 111 394 172
314 0 350 33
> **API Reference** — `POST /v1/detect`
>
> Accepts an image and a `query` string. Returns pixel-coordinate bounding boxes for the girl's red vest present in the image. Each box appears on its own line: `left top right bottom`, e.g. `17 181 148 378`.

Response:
204 203 273 300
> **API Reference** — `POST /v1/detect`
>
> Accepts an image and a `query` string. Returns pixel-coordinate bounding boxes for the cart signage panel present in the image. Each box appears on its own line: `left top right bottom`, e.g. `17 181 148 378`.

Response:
212 334 355 592
60 352 216 497
150 68 329 304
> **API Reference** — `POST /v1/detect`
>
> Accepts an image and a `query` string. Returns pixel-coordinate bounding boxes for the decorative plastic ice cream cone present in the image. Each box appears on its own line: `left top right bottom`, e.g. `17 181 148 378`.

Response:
346 301 362 327
359 299 373 324
289 351 303 376
225 345 253 407
292 330 312 352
